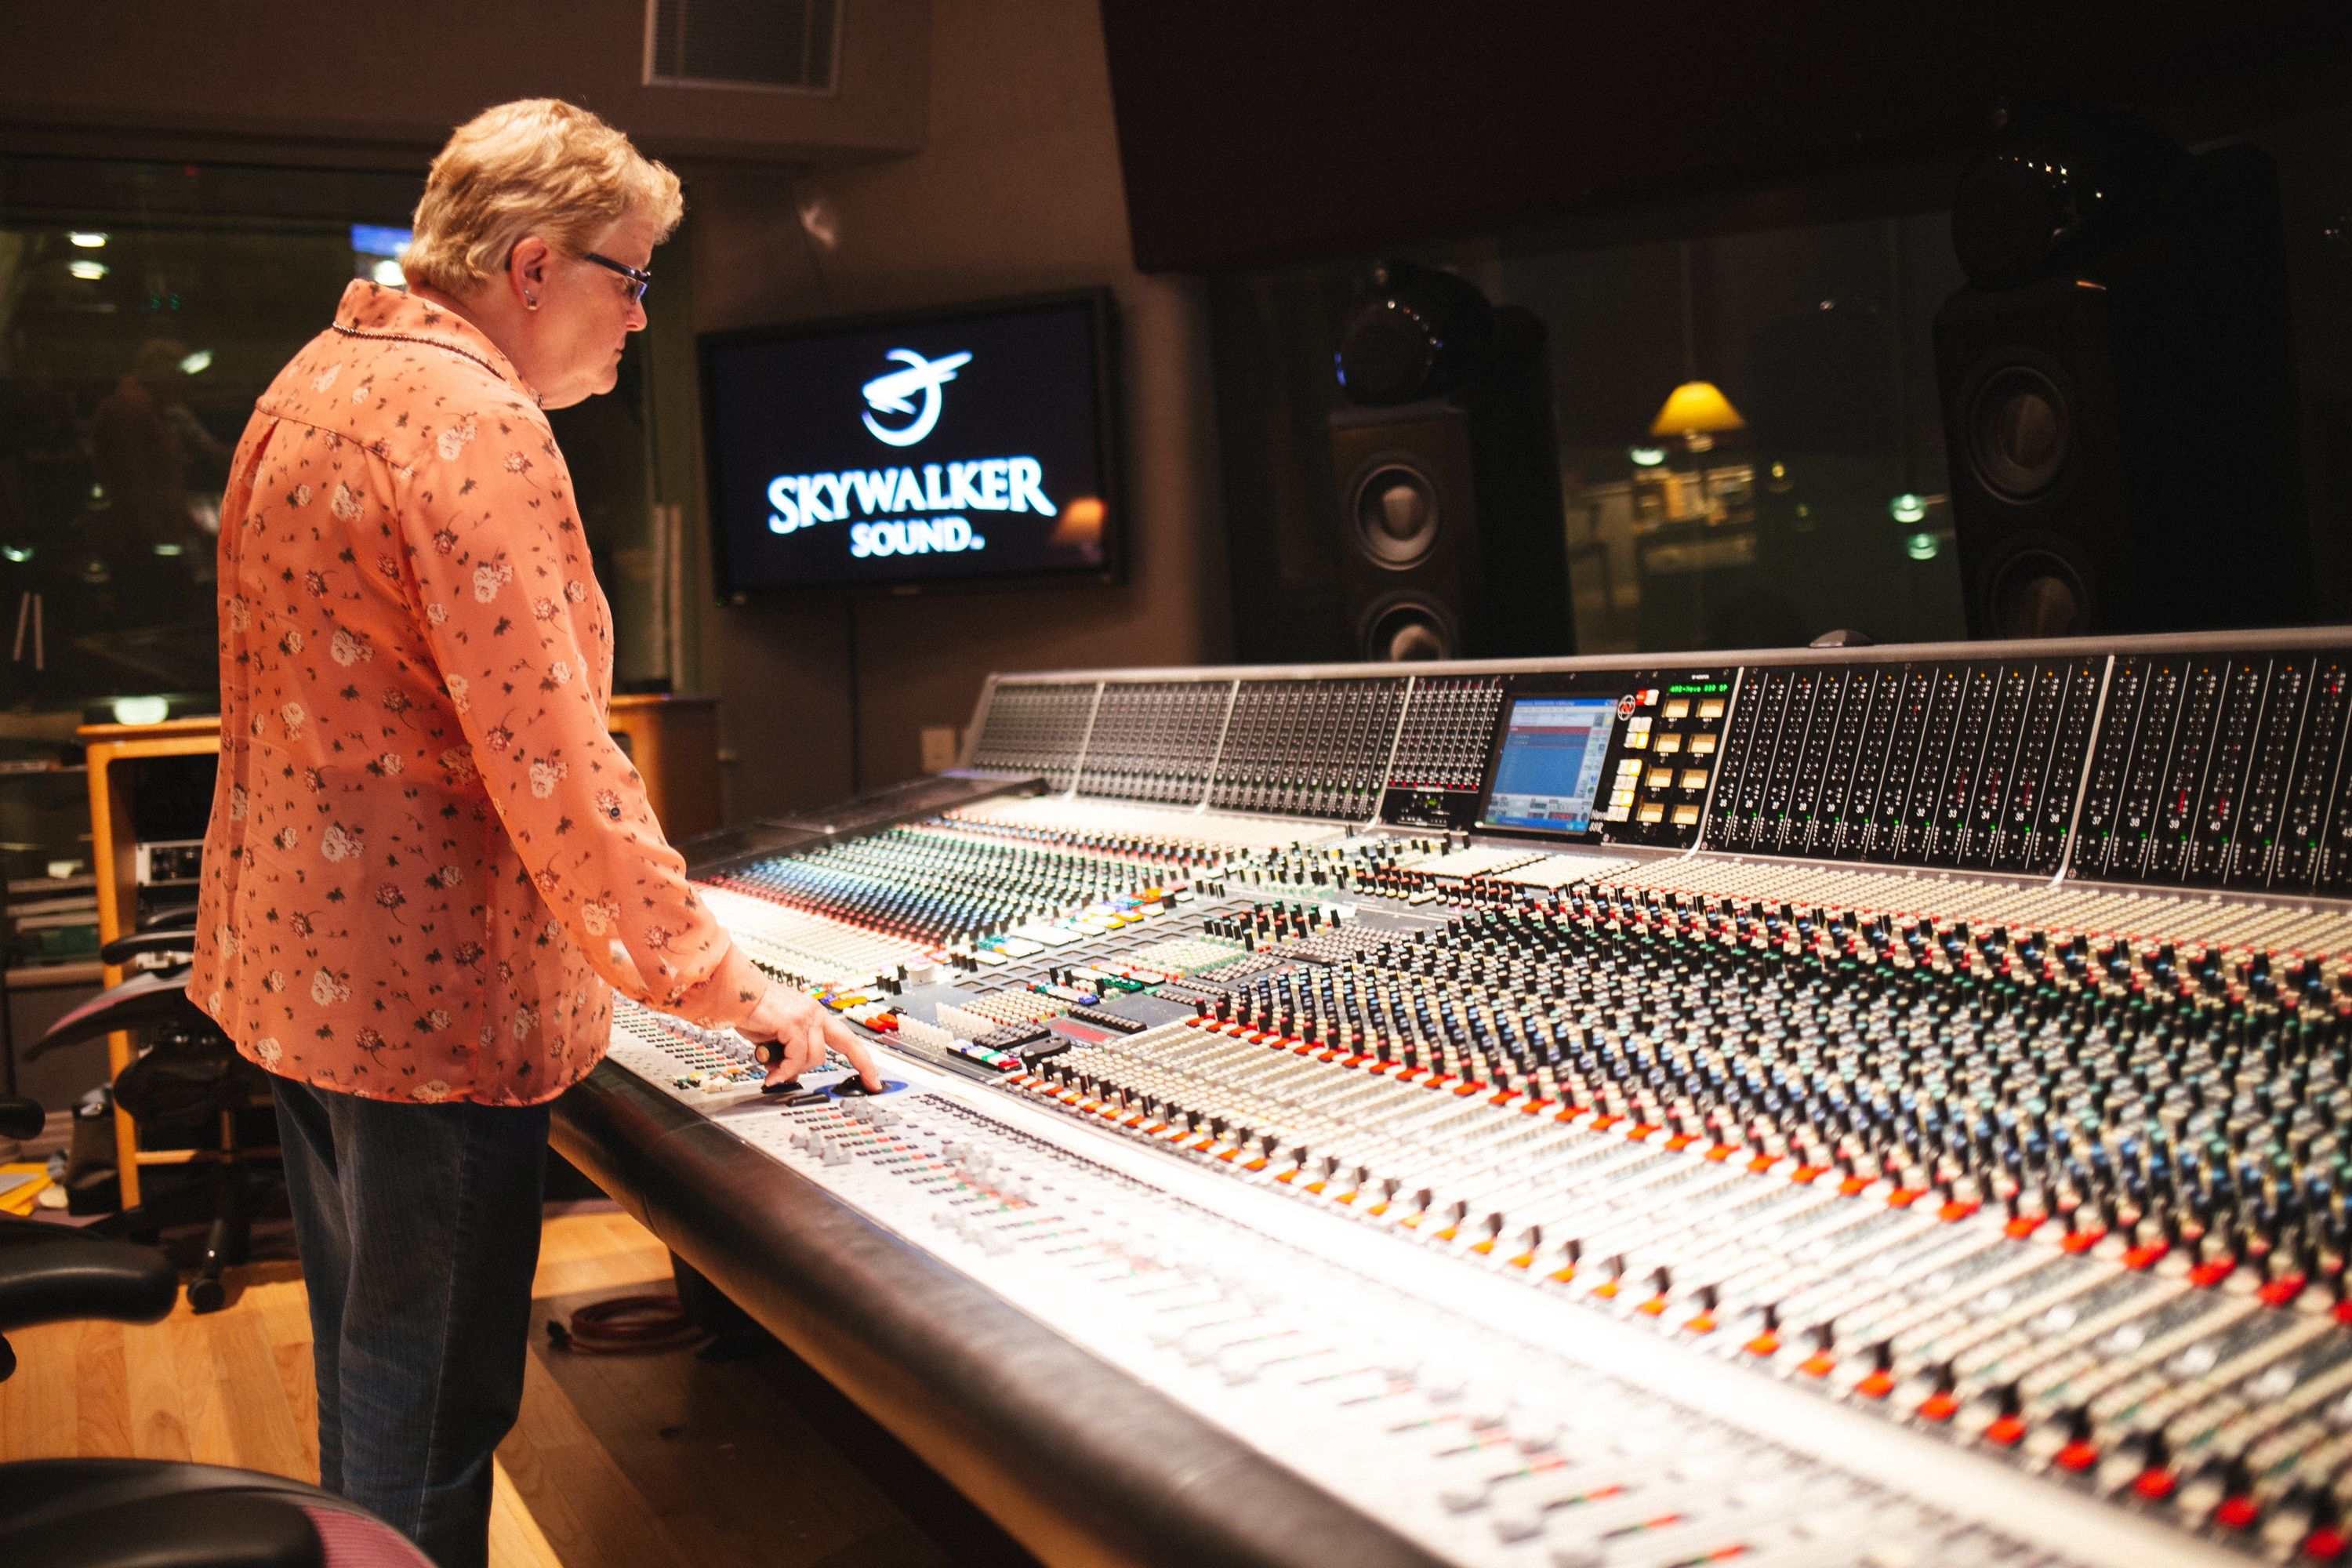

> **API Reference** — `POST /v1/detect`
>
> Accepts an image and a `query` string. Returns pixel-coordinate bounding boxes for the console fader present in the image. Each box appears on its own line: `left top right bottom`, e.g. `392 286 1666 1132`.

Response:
564 629 2352 1568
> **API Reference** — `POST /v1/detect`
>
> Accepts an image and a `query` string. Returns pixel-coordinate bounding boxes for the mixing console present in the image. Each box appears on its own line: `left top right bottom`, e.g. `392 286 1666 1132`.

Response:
566 630 2352 1568
1209 677 1408 820
968 679 1100 790
1077 679 1233 804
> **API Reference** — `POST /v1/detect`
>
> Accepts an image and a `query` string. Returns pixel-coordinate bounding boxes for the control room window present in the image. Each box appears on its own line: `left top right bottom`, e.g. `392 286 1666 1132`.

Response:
0 156 673 935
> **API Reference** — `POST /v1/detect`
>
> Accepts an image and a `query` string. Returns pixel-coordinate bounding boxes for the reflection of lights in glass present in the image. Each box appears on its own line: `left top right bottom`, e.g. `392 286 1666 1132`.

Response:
68 259 109 281
111 695 171 726
350 223 414 256
372 258 406 287
1889 493 1928 524
1905 531 1940 561
69 230 107 248
1628 446 1667 467
152 542 184 557
1769 462 1786 480
179 349 212 375
1650 382 1744 438
1 545 31 564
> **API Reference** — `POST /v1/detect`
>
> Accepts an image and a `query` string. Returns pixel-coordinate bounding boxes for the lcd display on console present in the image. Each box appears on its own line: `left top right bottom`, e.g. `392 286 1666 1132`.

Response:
702 295 1116 593
1481 697 1619 834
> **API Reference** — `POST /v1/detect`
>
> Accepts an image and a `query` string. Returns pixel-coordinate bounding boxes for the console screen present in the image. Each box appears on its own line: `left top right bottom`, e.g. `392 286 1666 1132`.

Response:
1480 696 1619 834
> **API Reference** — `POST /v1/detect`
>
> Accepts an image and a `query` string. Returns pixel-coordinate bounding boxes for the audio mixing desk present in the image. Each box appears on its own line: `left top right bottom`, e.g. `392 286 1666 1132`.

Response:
554 630 2352 1568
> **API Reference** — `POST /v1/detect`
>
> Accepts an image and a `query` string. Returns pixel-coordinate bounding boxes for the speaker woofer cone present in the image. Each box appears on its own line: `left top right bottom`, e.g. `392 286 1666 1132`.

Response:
1986 546 2091 639
1359 594 1456 662
1351 462 1441 568
1967 364 2071 501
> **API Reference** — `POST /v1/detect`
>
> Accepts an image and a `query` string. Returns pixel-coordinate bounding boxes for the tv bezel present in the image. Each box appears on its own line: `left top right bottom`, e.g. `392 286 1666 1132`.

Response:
698 288 1123 601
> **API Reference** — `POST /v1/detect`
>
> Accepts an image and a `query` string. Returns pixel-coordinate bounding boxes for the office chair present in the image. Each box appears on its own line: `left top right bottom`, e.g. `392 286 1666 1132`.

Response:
29 916 279 1312
0 1094 430 1568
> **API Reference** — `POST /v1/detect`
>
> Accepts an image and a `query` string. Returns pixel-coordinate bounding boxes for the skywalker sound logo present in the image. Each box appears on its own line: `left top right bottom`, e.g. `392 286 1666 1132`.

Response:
764 345 1062 558
858 348 971 448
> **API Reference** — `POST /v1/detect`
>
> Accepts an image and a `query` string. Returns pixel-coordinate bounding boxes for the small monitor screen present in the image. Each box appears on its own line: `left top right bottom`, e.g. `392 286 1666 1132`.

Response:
1482 697 1619 834
702 296 1115 593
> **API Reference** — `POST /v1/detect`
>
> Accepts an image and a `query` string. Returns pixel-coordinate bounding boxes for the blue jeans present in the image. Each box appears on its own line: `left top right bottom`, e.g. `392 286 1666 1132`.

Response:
270 1076 551 1568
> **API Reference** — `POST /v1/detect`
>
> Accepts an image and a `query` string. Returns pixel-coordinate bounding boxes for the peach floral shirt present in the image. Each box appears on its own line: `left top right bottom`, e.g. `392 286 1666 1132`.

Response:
189 280 769 1105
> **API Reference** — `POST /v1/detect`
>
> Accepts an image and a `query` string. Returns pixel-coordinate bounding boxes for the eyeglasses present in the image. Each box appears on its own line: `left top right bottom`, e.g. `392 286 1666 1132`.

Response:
579 251 652 303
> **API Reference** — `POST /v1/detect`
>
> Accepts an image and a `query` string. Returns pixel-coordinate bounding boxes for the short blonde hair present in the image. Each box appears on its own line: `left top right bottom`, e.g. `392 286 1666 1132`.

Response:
403 99 683 295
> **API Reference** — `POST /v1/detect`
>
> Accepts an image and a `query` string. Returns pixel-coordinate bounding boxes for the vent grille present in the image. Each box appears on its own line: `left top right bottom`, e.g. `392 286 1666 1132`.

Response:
646 0 839 92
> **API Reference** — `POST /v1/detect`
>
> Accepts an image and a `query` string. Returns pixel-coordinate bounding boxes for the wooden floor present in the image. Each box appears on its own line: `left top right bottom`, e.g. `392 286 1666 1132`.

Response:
0 1202 1027 1567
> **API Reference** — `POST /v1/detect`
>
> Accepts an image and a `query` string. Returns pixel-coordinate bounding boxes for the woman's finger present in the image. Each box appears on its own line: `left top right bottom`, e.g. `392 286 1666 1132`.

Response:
822 1014 884 1090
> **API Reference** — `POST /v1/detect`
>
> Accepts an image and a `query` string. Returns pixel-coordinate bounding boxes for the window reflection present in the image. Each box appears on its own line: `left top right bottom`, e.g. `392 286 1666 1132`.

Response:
1 186 412 711
1459 216 1969 653
1210 210 1975 662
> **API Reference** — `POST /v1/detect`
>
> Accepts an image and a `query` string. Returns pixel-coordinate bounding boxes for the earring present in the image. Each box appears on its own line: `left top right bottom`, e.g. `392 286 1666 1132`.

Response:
524 292 539 309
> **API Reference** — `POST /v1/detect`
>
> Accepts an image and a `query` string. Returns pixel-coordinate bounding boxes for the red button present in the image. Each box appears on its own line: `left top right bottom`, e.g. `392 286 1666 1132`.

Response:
2260 1275 2309 1307
2215 1496 2260 1531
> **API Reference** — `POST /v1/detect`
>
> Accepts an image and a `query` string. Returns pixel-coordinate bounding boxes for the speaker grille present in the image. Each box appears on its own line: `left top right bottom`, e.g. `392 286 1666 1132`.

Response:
648 0 839 91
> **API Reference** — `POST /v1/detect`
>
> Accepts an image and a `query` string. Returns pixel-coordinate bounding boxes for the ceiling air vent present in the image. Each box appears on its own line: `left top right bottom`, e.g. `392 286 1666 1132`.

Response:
645 0 840 92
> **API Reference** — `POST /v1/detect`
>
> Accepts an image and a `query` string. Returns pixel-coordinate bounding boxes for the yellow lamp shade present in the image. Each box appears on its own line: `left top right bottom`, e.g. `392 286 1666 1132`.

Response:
1650 379 1745 437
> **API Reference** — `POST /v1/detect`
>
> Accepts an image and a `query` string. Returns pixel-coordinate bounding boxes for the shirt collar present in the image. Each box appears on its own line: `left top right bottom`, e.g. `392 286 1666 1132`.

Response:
330 278 539 403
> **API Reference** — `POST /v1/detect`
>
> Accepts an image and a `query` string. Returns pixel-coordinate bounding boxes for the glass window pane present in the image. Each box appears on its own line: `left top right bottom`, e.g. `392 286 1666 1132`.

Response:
1469 214 1968 653
0 157 423 717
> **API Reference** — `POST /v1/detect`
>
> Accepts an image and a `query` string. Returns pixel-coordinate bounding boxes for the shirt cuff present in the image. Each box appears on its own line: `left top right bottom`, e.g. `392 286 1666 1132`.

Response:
669 943 774 1030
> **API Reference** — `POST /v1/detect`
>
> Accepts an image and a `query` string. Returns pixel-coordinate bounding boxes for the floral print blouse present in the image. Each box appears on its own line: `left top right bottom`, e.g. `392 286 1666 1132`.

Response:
189 280 770 1105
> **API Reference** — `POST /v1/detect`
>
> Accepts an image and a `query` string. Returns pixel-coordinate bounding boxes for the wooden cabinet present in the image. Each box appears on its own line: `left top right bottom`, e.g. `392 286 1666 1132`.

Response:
79 696 724 1204
606 695 722 840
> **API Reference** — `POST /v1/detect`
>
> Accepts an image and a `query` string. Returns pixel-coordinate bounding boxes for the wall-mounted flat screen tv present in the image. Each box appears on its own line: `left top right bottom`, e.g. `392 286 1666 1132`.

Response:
701 292 1119 595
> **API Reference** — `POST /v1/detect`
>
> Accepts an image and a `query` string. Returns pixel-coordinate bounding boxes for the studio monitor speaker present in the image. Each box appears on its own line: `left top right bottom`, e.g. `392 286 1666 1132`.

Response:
1329 263 1573 661
1934 106 2310 638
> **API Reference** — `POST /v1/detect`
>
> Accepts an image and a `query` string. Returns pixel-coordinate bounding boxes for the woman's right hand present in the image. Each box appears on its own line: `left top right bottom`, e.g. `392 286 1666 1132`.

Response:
736 985 884 1092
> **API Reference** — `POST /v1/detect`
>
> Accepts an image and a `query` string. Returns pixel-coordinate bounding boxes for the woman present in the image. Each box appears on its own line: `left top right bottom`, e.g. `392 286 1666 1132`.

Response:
188 99 877 1568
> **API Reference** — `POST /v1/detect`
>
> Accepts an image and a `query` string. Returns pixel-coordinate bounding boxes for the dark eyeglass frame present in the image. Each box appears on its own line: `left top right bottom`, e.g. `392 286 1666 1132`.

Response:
579 251 652 302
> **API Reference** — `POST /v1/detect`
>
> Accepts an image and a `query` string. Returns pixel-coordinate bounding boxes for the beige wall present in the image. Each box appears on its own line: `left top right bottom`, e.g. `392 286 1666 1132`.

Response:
0 0 928 166
687 0 1230 815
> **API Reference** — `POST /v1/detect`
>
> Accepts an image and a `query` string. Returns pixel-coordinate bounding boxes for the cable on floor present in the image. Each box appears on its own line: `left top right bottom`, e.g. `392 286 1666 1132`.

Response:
544 1291 703 1353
